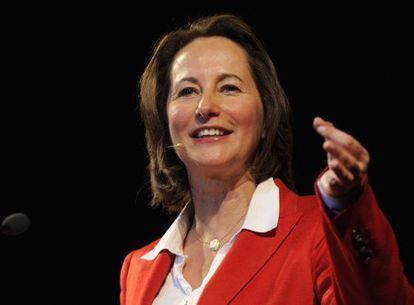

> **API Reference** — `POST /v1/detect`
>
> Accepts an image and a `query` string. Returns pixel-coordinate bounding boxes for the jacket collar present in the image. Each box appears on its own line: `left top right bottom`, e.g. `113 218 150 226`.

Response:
140 177 280 260
197 178 302 304
133 178 302 305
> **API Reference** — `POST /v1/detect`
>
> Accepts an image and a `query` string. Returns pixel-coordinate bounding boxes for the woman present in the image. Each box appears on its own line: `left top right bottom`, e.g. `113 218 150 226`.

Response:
120 15 413 305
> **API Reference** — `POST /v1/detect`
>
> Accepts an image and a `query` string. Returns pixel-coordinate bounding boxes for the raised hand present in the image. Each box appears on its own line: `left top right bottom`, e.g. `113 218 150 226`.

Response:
313 117 370 198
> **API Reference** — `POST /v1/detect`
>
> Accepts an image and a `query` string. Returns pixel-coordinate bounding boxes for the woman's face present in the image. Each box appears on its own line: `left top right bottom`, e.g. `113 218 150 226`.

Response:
167 36 264 180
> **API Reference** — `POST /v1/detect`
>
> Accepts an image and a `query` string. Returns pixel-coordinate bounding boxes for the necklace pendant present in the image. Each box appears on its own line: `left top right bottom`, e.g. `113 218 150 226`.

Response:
209 239 220 251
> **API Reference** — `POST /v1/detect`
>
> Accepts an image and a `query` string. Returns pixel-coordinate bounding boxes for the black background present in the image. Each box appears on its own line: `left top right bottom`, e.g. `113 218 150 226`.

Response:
1 4 412 304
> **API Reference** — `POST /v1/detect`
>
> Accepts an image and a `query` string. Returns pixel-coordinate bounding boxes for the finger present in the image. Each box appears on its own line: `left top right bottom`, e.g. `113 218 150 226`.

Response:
313 116 333 131
314 119 366 159
323 140 368 179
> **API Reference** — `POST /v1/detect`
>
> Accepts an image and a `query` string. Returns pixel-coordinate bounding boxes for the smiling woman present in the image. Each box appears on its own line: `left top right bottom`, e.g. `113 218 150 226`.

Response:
120 14 413 305
139 16 293 217
167 36 264 182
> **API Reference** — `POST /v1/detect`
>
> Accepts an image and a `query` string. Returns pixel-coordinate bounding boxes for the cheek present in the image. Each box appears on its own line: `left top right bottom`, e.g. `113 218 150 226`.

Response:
167 104 191 138
233 101 264 136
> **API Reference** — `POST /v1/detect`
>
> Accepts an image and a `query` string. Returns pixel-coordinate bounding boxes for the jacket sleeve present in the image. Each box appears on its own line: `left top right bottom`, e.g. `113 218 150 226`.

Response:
312 175 413 305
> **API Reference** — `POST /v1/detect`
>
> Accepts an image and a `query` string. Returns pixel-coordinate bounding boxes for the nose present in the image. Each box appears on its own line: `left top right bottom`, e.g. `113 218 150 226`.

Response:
194 93 220 123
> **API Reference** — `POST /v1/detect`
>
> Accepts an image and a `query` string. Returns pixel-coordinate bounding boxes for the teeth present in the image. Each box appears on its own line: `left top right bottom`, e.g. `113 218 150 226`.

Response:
196 128 226 138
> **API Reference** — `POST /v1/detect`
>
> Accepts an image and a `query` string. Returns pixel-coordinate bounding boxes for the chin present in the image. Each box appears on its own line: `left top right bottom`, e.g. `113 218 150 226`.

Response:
191 157 230 168
185 156 245 178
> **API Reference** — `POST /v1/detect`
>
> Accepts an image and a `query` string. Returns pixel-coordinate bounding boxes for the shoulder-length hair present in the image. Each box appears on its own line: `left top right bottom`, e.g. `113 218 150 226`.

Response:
139 14 294 215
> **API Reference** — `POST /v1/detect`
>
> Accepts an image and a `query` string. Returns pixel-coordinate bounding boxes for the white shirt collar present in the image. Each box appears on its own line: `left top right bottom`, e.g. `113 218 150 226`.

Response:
141 177 279 260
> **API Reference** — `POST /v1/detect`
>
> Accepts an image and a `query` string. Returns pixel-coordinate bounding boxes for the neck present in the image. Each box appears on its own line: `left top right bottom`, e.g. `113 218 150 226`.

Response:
188 170 256 240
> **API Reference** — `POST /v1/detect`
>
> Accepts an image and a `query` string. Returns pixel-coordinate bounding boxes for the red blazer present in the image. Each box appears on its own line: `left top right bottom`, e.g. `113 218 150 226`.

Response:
120 178 413 305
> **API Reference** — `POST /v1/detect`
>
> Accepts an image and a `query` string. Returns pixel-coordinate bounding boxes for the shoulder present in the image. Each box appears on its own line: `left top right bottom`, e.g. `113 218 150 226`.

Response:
274 177 318 215
120 238 164 298
120 238 162 283
297 194 319 213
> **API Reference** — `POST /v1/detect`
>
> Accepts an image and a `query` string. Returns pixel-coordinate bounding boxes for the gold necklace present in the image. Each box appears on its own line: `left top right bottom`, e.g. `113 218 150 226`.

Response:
191 212 247 252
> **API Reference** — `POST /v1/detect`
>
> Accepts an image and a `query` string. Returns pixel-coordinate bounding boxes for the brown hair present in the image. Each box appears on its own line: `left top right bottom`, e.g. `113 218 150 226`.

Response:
139 14 294 214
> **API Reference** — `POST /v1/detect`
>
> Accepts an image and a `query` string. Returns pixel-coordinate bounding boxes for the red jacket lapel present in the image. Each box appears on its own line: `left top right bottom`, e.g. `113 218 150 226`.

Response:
127 179 301 305
127 250 174 305
197 178 303 304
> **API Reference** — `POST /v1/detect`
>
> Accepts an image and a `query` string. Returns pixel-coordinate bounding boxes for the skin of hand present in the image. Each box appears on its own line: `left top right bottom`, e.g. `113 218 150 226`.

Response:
313 117 370 199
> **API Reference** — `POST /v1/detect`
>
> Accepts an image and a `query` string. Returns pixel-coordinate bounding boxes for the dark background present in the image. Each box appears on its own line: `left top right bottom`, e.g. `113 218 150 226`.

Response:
1 4 412 304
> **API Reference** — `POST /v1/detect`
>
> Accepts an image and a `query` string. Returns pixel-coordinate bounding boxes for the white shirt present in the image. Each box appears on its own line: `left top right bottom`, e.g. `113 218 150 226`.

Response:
141 177 280 305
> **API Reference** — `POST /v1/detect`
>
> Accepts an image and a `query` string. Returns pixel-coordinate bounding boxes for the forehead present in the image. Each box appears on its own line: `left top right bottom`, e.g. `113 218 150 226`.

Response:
170 36 251 81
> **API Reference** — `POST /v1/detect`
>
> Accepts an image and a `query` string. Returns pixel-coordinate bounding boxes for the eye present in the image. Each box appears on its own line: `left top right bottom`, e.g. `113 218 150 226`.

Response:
177 87 199 97
221 84 241 93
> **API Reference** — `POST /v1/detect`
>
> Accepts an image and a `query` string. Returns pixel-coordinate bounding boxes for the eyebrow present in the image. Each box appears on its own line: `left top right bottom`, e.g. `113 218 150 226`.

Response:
176 76 199 85
216 73 244 83
175 73 244 86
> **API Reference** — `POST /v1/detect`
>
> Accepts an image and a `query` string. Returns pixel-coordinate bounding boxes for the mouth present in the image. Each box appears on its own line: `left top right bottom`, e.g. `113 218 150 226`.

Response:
190 127 233 139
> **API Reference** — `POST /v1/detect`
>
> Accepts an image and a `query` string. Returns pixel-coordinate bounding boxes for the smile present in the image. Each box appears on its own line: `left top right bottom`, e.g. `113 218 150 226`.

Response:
194 128 229 138
191 127 233 139
193 134 231 143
